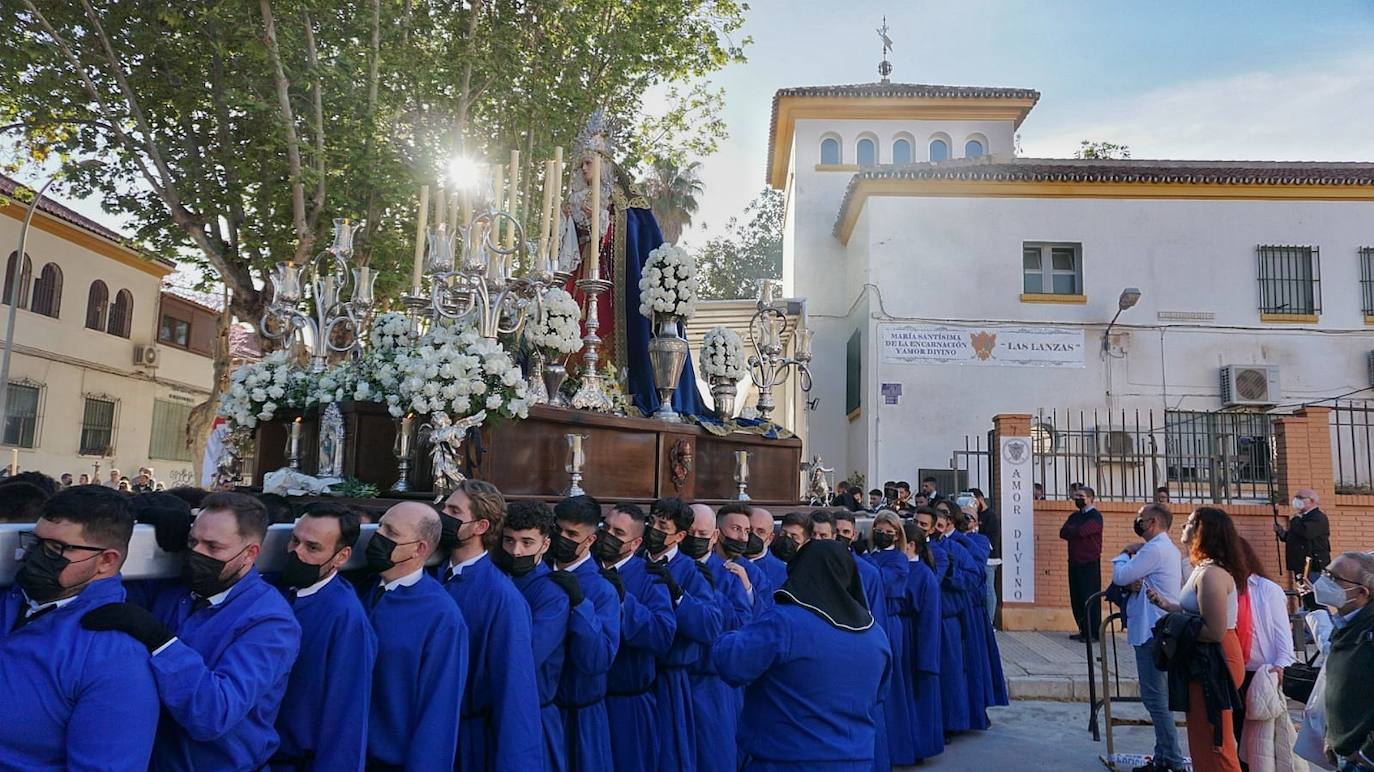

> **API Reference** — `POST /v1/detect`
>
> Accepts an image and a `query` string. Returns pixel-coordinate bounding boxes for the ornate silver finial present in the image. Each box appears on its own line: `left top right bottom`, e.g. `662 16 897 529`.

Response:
573 108 619 162
877 17 894 82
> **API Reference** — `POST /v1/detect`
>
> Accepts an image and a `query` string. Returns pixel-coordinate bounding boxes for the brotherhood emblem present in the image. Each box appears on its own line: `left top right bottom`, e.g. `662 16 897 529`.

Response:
969 331 997 361
1002 438 1029 464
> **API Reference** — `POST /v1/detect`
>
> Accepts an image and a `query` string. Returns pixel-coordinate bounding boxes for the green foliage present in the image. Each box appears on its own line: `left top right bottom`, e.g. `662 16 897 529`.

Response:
696 188 783 300
1074 140 1132 160
642 157 704 244
0 0 749 320
331 477 380 498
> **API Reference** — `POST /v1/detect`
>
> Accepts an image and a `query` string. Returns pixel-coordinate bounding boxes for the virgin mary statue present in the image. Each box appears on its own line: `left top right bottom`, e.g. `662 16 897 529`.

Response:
557 111 707 419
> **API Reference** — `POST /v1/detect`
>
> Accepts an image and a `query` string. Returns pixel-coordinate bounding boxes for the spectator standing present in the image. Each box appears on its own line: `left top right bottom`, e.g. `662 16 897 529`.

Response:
1155 487 1171 506
1111 503 1185 772
104 469 122 488
1274 487 1331 608
970 488 1000 620
1060 487 1104 642
1232 539 1298 772
59 473 73 488
1318 552 1374 772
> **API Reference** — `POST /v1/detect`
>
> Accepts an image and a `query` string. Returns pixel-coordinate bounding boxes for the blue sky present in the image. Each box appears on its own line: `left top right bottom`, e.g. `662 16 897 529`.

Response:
675 0 1374 244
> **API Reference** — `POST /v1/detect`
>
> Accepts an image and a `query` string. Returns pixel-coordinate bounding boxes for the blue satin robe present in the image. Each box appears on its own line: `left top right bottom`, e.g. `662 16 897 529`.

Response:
137 568 301 771
691 554 752 772
556 558 620 771
441 555 545 771
749 551 789 592
928 541 971 734
363 573 467 770
944 533 993 730
903 559 945 760
511 563 576 772
853 551 892 772
275 572 377 771
605 556 676 772
863 549 919 764
713 603 892 771
651 550 724 772
958 531 1010 706
734 555 772 615
0 576 159 771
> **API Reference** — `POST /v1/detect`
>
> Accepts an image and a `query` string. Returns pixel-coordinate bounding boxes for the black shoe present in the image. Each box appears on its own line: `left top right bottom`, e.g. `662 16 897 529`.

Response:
1069 633 1086 642
1130 761 1157 772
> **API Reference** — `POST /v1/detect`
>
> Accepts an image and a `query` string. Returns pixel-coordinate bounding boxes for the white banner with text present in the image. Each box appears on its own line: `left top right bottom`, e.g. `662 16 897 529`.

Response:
998 436 1035 603
879 324 1086 368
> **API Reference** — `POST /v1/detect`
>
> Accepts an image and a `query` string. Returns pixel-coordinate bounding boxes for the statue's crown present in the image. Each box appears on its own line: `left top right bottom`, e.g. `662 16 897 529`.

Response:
574 108 618 159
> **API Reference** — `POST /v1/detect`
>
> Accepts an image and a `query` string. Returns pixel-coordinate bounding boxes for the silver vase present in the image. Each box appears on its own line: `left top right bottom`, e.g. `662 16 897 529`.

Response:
709 376 738 422
526 350 550 405
543 362 569 407
647 313 689 422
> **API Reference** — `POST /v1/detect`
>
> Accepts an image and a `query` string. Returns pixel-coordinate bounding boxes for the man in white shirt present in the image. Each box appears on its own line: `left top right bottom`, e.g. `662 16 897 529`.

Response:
1111 503 1184 772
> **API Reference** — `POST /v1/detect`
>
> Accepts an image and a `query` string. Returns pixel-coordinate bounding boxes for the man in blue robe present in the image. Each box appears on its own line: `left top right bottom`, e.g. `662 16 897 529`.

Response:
745 506 788 591
642 497 725 772
902 522 946 762
594 503 676 772
273 502 378 771
497 500 583 772
362 500 468 769
934 504 993 731
713 540 892 770
717 502 770 614
916 507 972 734
687 503 752 772
84 491 301 770
440 480 544 771
550 495 621 770
2 486 158 771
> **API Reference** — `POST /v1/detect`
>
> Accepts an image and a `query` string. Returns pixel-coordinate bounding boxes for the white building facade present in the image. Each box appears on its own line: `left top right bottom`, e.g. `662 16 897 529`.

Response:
770 82 1374 496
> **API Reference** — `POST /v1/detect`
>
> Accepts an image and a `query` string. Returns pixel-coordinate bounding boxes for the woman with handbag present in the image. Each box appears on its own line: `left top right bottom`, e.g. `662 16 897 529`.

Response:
1234 538 1303 772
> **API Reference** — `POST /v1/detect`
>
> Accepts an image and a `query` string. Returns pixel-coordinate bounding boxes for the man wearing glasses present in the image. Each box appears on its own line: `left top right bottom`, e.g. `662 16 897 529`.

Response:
0 485 159 771
1316 552 1374 772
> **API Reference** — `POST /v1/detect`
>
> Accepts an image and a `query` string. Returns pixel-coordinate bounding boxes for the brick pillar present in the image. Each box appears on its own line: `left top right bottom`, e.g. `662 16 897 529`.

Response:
1274 406 1335 504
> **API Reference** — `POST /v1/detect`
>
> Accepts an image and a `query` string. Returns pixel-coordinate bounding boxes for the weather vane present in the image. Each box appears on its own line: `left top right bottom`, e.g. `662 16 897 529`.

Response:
877 16 894 82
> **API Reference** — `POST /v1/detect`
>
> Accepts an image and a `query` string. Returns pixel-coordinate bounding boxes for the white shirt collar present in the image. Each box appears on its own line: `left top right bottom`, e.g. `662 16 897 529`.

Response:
381 567 425 591
448 551 488 576
652 545 680 564
557 552 593 574
611 553 635 571
199 585 235 607
24 593 81 616
294 570 337 599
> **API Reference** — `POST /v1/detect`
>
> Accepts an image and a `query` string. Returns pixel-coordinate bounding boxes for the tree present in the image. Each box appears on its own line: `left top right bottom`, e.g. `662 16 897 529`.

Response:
697 188 783 300
643 158 704 243
1075 140 1131 160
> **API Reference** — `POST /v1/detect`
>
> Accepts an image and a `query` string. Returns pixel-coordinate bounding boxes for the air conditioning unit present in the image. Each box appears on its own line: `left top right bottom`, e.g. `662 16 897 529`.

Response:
1095 429 1139 461
1220 364 1280 407
134 344 160 369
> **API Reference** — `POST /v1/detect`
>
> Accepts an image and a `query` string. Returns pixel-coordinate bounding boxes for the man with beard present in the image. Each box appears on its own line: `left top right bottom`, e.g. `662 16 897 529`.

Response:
642 497 724 772
440 480 544 770
82 492 301 770
362 500 467 769
551 495 620 770
1 485 158 770
273 502 377 771
594 503 676 772
744 506 787 591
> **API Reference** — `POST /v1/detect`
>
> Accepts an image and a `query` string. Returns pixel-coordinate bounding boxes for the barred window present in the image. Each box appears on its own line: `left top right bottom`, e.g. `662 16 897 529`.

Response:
79 397 116 456
1361 248 1374 316
3 383 40 448
1257 245 1320 316
149 399 193 461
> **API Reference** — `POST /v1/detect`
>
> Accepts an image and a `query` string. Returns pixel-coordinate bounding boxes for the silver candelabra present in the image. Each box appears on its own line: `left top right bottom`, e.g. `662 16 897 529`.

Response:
746 280 813 425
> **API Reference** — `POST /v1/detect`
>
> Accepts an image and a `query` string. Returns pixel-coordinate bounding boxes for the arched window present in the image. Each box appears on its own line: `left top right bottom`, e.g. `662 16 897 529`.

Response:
30 263 62 318
929 139 950 162
108 289 133 338
892 138 913 164
856 137 877 166
86 280 109 331
819 137 841 165
965 139 986 158
3 252 32 308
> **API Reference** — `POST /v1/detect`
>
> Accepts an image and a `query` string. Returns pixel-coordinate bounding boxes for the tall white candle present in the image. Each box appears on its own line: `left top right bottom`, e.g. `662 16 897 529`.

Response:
536 160 554 266
434 187 447 236
587 154 601 281
412 185 429 295
447 189 459 232
506 149 521 250
549 150 564 273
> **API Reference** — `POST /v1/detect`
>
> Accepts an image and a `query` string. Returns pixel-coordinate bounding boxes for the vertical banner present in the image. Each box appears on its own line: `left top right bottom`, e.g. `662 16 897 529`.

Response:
999 436 1035 603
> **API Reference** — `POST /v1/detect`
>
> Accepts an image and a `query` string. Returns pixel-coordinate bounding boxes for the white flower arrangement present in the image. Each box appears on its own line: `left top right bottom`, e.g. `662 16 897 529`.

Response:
526 288 583 355
699 326 748 381
218 351 311 430
369 311 415 352
638 243 697 319
308 361 356 406
390 321 529 422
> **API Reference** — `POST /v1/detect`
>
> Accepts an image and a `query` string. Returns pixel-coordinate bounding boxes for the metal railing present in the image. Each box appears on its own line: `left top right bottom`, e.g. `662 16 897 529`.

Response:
1332 398 1374 492
1163 410 1277 504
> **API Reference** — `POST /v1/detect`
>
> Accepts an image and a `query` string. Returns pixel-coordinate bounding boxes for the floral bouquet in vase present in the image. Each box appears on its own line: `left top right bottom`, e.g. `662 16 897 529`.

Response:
638 243 697 421
524 287 583 405
218 350 312 430
699 325 747 420
351 311 416 418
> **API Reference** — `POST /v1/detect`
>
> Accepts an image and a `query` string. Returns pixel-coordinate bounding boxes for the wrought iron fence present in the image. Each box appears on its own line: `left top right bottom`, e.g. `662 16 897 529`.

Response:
1162 410 1277 504
1332 398 1374 493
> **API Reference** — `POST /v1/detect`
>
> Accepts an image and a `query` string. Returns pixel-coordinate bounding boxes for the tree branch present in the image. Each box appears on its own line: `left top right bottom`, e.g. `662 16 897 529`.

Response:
303 10 326 234
260 0 312 263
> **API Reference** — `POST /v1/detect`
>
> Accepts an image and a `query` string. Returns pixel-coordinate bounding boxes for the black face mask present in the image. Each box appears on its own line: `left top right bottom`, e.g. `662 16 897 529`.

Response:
872 531 895 550
643 527 669 555
365 532 404 574
836 534 854 547
770 536 798 563
184 545 249 598
281 548 342 590
1073 498 1087 511
743 532 765 557
1132 519 1146 538
16 545 97 604
438 513 463 551
549 532 583 565
491 544 541 577
680 534 711 560
592 530 626 563
720 535 749 558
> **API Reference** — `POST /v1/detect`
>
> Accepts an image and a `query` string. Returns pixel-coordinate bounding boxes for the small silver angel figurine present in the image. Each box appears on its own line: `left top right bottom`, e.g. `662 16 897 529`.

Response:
421 410 488 499
805 454 834 506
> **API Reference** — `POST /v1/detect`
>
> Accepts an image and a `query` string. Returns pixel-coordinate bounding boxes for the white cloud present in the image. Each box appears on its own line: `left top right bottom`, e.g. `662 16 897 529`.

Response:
1021 52 1374 161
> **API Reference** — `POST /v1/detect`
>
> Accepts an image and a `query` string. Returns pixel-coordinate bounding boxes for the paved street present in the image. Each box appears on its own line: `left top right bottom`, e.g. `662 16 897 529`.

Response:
998 629 1140 701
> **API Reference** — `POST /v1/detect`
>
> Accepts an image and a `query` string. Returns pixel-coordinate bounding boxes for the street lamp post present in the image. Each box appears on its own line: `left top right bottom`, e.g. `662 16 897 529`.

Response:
0 161 103 447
